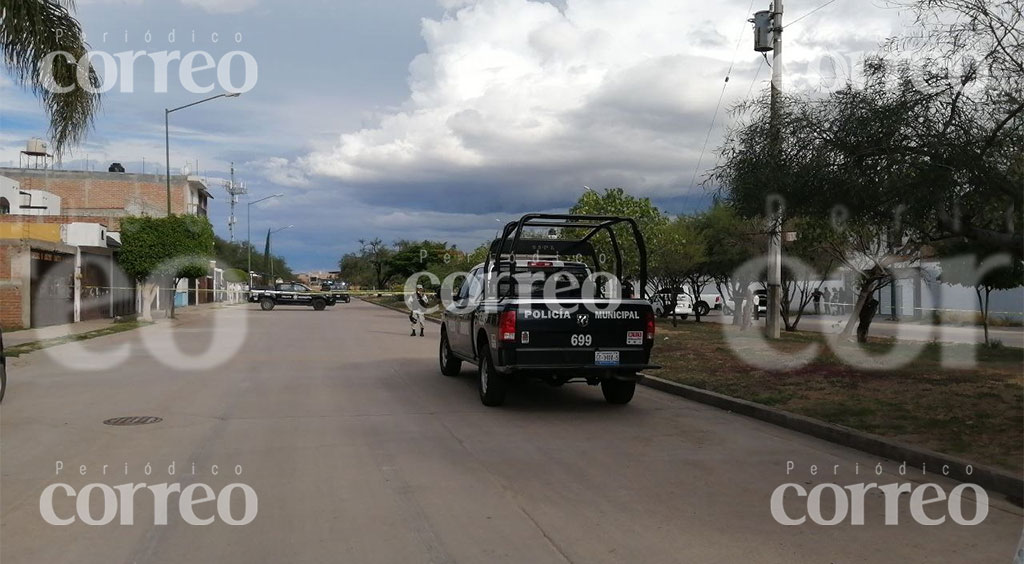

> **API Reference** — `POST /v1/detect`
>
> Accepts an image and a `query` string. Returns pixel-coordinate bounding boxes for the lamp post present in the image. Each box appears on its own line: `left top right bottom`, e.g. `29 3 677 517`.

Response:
268 225 294 283
247 193 284 288
165 92 241 215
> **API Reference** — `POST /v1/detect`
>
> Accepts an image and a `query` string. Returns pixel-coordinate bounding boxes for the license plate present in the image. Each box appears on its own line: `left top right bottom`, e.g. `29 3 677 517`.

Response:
595 351 620 366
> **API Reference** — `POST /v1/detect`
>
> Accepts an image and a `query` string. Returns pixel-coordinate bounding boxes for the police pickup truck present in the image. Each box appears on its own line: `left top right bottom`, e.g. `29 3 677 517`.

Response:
319 281 351 303
249 282 337 311
438 214 659 407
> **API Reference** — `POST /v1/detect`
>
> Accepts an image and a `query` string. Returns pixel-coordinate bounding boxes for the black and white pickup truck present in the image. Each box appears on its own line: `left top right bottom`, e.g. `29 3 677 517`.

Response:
319 281 351 303
249 282 337 311
438 214 659 407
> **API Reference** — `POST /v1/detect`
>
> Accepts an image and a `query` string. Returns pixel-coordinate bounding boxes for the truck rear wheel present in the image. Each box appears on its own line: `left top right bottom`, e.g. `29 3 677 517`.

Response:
601 378 636 405
439 330 462 376
312 298 327 311
260 297 275 311
478 346 507 407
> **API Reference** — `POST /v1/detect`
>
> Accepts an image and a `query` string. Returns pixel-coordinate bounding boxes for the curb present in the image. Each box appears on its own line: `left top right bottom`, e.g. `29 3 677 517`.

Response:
361 297 1023 503
640 374 1023 503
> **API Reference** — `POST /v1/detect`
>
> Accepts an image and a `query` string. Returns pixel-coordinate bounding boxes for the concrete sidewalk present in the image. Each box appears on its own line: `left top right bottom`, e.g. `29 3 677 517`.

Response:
2 301 244 348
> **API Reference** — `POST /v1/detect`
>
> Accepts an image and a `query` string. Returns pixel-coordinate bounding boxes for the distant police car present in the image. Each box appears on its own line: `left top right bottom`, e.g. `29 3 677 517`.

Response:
249 282 337 311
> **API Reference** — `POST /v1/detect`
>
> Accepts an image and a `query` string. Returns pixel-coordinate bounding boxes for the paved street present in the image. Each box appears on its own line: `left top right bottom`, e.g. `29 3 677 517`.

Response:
1 300 1021 563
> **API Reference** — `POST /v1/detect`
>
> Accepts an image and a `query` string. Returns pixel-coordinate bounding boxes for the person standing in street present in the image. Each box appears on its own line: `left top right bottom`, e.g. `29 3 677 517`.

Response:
822 287 833 315
408 284 430 337
812 288 823 315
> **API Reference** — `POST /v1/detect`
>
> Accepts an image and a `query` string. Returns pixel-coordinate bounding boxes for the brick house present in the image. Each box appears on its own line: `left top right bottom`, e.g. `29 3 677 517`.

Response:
0 168 214 329
0 167 212 225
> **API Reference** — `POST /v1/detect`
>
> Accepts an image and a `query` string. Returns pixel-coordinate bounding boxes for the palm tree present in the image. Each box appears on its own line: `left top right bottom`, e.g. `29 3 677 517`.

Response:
0 0 100 155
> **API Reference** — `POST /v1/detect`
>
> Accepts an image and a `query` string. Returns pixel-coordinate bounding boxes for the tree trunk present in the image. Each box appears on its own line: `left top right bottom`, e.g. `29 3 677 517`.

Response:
169 278 180 319
977 286 991 346
857 308 875 343
841 280 878 338
721 281 745 326
670 294 678 327
139 282 159 322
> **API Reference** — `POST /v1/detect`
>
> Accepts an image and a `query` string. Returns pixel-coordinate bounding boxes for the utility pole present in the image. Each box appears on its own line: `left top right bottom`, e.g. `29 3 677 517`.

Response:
224 162 247 242
752 1 784 339
767 0 785 339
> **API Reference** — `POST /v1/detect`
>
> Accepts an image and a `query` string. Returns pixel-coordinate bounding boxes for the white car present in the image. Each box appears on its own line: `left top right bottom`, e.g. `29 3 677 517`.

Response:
651 293 694 319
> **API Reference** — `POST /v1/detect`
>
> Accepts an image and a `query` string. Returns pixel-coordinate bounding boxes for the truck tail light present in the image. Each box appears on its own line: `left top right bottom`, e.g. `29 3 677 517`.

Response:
499 311 517 342
645 310 656 341
527 261 553 268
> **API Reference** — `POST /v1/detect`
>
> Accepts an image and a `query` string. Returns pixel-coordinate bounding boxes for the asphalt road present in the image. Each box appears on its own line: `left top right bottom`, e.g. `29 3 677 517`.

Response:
1 300 1021 563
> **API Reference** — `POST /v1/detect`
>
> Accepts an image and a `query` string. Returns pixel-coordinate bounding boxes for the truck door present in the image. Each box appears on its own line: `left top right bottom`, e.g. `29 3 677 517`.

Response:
293 284 314 305
451 268 482 357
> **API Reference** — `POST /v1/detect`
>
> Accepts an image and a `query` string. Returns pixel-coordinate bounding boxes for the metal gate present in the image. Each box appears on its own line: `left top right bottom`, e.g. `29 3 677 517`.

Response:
30 250 74 327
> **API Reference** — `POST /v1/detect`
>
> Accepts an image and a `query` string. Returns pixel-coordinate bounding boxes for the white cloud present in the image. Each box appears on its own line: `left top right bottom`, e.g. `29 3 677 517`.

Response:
251 157 311 188
297 0 902 203
179 0 261 14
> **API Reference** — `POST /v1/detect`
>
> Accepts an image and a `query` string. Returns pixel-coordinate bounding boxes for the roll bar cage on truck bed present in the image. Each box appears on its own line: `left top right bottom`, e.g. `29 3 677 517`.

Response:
483 214 649 298
440 213 657 407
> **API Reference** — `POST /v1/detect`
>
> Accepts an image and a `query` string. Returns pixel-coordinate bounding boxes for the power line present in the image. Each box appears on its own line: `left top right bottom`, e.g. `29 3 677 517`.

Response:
788 0 840 27
746 56 767 99
688 0 757 196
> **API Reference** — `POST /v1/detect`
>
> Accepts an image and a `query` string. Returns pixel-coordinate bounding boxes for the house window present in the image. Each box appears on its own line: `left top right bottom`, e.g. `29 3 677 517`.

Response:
0 197 9 214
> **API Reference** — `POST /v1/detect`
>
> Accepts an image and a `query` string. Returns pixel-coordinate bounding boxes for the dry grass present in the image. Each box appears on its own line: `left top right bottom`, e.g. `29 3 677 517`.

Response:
653 320 1023 474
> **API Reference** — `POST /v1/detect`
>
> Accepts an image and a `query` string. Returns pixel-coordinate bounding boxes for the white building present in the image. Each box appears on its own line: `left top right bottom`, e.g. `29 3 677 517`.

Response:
0 175 61 215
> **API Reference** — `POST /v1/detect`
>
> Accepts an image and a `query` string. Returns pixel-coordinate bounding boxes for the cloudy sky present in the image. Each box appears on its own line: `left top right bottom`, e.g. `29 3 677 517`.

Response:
0 0 909 271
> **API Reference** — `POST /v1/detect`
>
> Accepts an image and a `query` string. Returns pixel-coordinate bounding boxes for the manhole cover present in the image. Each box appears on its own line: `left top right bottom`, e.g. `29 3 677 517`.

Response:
103 416 163 426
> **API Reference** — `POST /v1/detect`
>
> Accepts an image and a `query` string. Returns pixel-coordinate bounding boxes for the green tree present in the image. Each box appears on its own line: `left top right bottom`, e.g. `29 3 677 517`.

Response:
939 247 1024 345
119 215 215 321
388 240 452 283
569 187 667 284
212 236 292 286
778 217 837 331
338 253 375 289
358 238 394 290
0 0 101 154
649 217 706 326
714 0 1022 256
699 203 763 326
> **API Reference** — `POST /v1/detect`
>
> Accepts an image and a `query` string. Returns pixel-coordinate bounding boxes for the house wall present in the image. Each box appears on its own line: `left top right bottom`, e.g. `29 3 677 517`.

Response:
0 168 194 218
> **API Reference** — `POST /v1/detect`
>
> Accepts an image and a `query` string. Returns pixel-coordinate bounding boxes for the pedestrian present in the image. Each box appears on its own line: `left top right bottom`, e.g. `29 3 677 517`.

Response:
408 284 430 337
812 288 823 315
822 287 832 315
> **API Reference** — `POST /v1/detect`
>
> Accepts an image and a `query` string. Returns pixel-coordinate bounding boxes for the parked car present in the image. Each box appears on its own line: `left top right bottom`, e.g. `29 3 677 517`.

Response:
439 214 659 406
651 292 694 319
249 282 337 311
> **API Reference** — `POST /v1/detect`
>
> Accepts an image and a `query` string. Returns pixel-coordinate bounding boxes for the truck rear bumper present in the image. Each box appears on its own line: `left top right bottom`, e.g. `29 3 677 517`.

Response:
496 365 660 379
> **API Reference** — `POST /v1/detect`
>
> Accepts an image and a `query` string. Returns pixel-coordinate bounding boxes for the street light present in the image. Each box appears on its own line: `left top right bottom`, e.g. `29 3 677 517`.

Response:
247 193 284 288
164 92 241 215
268 225 294 283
